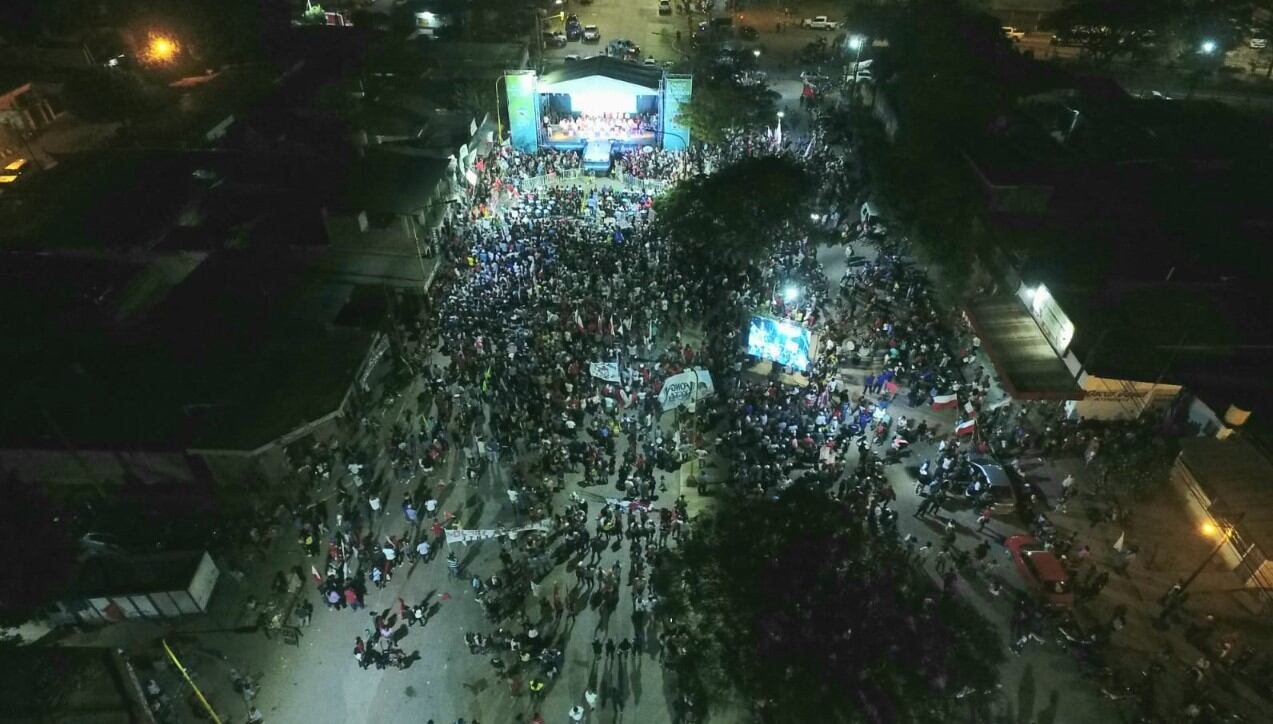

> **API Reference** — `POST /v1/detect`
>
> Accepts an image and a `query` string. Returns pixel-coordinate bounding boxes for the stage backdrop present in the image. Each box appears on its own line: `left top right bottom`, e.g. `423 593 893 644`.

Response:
505 71 539 152
661 74 692 151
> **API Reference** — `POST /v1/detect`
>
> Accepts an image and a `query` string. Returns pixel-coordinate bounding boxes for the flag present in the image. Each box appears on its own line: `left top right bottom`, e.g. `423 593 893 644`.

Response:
955 418 977 436
1112 531 1125 552
932 393 958 411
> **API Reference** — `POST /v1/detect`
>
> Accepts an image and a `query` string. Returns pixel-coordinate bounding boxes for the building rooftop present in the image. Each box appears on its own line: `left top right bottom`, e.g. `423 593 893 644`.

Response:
1 249 373 452
964 297 1082 400
540 56 663 91
0 150 206 253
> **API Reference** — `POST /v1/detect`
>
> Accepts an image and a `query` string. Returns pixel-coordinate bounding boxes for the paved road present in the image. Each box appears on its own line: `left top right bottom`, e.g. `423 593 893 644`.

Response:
816 244 1125 724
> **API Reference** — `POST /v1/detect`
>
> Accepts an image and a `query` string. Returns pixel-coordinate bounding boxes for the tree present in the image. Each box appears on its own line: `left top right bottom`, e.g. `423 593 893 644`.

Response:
675 81 779 145
0 472 78 626
450 80 498 124
654 487 1003 722
655 155 812 272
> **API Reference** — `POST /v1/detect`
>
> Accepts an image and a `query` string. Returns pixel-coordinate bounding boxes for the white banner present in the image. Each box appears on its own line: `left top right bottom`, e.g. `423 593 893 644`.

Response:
444 521 549 546
658 368 715 411
589 361 621 383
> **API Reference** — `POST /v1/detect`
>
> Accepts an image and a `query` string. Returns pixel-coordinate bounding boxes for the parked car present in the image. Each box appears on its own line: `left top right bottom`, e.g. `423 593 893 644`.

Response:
658 0 672 15
1006 534 1074 608
966 454 1017 511
566 14 582 40
583 25 601 42
547 32 568 47
801 15 840 30
565 54 582 62
1002 26 1025 41
644 56 658 65
607 38 639 57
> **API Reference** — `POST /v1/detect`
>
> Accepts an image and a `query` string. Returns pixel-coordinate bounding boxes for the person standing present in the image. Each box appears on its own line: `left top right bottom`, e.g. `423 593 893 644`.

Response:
605 639 616 660
447 552 461 578
585 689 598 711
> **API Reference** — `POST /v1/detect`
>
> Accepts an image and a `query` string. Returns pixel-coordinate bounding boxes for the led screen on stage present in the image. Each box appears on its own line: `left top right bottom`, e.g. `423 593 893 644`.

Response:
747 315 812 371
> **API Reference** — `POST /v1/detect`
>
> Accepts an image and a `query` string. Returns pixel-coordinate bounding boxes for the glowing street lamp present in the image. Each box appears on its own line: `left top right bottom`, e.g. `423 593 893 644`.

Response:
142 33 181 65
1199 39 1217 55
753 49 761 58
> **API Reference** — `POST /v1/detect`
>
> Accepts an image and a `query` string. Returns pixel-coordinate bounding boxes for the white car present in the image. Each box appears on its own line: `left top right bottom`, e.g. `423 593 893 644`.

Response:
801 16 840 30
1002 26 1025 40
583 25 601 42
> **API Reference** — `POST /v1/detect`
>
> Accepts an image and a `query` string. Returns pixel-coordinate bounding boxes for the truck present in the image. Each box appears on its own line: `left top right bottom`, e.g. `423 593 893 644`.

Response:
802 16 840 30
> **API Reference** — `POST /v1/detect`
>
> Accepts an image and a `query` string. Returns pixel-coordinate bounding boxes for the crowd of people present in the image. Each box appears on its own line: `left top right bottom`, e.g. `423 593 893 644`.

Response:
543 110 659 142
172 78 1267 724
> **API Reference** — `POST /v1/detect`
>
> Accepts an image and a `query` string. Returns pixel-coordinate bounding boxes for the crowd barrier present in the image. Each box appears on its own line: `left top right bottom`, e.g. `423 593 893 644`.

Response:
512 171 671 196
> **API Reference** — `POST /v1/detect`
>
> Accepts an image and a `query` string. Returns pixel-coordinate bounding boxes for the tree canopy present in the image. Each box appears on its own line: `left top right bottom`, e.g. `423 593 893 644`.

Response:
654 155 812 272
675 81 780 145
654 486 1003 723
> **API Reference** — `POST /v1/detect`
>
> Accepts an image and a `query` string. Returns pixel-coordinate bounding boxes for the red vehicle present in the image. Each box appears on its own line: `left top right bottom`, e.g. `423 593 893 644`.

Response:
1005 534 1073 608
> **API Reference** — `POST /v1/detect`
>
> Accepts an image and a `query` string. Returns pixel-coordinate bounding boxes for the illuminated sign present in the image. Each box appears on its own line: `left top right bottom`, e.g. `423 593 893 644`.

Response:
1026 284 1075 355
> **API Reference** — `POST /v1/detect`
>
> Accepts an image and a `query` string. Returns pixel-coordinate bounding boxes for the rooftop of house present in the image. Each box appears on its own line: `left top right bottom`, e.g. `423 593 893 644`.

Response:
0 248 375 452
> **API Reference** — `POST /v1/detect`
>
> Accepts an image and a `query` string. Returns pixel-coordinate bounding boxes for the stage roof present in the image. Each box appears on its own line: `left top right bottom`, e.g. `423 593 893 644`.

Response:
539 57 662 94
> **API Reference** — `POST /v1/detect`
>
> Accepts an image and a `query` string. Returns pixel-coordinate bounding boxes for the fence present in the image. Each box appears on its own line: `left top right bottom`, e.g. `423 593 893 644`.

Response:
512 171 672 196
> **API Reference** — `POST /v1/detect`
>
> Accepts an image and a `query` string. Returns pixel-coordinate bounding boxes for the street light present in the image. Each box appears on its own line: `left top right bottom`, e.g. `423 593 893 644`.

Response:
141 32 180 66
1199 39 1217 55
1175 514 1243 597
753 49 762 58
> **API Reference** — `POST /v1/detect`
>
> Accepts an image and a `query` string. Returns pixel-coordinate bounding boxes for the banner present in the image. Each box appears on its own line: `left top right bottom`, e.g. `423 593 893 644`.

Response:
659 368 714 411
590 361 621 383
504 71 539 152
955 418 977 436
445 521 549 546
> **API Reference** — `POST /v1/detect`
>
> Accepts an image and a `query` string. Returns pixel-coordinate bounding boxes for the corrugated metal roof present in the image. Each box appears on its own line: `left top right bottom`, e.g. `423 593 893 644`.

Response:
540 56 661 90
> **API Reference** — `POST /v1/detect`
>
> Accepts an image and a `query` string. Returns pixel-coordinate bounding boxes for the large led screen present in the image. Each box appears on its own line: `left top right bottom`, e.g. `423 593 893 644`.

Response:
747 315 812 371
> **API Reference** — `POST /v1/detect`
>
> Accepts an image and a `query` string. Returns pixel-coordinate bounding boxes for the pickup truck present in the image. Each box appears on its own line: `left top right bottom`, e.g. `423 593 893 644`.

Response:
802 16 840 30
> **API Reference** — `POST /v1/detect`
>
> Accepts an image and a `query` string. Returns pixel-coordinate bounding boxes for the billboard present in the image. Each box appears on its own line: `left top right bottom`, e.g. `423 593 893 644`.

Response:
662 74 692 151
505 71 539 152
747 315 812 371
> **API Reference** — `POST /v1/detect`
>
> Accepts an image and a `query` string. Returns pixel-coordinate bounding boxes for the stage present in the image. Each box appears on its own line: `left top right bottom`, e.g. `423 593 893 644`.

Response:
502 58 692 153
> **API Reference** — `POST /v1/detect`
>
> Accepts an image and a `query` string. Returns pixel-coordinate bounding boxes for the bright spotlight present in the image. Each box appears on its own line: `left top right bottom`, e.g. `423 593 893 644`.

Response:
1200 40 1217 54
783 286 800 302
